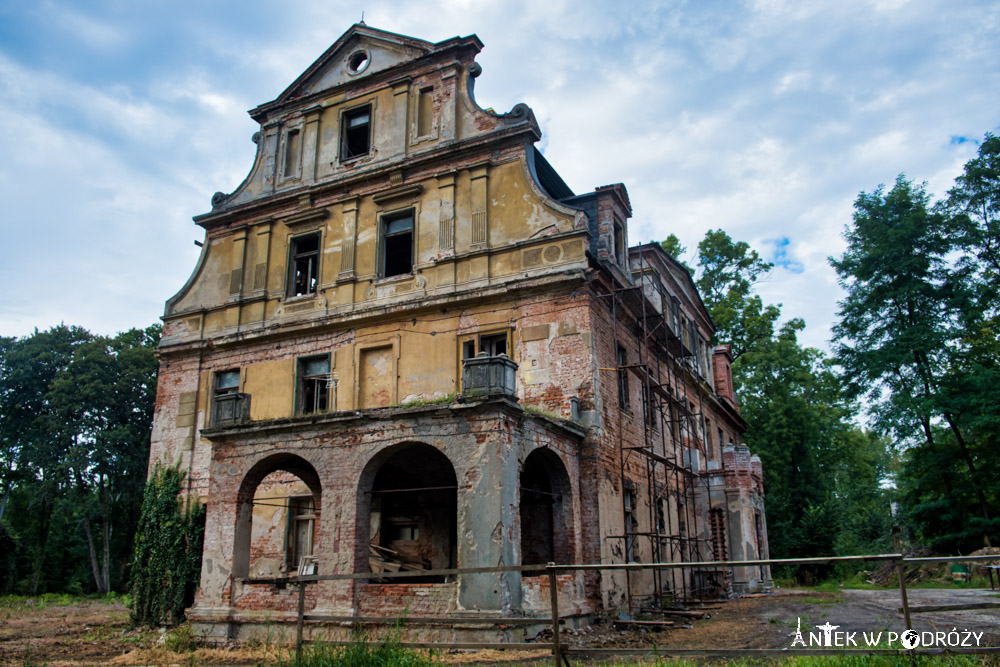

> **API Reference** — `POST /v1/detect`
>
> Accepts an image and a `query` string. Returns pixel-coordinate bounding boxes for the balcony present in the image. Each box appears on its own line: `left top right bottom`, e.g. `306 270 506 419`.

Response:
461 353 518 399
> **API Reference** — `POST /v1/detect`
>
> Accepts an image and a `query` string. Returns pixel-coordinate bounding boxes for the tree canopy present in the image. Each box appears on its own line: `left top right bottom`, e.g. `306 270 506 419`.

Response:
0 324 160 594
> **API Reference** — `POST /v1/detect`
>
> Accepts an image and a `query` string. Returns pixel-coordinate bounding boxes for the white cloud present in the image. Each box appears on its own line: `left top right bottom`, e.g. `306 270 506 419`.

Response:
0 0 997 350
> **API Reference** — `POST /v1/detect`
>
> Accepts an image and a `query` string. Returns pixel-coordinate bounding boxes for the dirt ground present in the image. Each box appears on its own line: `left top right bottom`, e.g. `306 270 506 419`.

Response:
2 588 998 665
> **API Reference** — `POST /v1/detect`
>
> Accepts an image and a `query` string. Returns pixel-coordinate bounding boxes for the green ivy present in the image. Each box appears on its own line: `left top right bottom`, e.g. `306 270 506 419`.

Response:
129 464 205 627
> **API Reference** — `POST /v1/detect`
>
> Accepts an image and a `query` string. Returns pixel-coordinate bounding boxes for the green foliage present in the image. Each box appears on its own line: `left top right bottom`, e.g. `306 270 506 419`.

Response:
831 165 1000 551
129 465 206 628
0 324 161 595
695 229 781 359
279 631 436 667
662 229 895 578
163 624 196 653
659 234 694 274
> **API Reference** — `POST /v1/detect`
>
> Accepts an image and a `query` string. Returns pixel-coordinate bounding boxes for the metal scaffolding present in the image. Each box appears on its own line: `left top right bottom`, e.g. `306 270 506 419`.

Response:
600 246 729 610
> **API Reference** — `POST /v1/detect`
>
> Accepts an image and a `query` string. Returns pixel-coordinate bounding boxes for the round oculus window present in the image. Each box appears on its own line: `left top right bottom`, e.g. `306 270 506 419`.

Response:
347 50 370 75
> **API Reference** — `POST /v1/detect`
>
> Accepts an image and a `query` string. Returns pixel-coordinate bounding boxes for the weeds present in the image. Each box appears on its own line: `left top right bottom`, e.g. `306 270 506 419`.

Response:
278 629 435 667
164 624 196 653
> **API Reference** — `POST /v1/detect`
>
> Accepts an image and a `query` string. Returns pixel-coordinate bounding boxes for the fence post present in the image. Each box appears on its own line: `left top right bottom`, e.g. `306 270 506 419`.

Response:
296 580 306 662
547 563 562 667
896 559 912 632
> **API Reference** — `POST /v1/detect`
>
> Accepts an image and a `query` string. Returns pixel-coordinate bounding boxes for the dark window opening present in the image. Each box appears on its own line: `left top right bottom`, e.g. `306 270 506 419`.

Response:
298 355 329 415
617 343 630 410
342 106 371 160
347 50 369 74
614 219 626 264
380 210 414 277
368 444 457 581
284 129 301 177
624 488 638 562
642 384 657 431
286 496 316 571
289 234 320 297
462 332 508 360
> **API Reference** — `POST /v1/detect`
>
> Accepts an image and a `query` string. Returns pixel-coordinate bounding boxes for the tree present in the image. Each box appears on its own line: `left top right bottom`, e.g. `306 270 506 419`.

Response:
831 175 998 549
0 324 160 594
659 234 693 273
695 230 781 359
663 230 894 570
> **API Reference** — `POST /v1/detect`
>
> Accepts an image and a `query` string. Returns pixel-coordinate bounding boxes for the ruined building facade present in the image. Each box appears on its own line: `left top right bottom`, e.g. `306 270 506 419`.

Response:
148 25 770 641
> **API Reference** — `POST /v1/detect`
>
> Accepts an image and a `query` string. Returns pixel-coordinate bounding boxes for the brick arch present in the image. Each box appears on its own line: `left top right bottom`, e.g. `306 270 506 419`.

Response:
232 453 322 579
520 446 574 565
354 442 458 578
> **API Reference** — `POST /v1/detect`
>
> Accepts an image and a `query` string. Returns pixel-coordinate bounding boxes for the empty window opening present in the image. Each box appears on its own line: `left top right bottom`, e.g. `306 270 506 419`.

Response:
380 210 414 277
520 448 573 569
347 50 370 74
342 105 371 160
213 369 240 424
616 343 630 410
417 87 434 137
614 219 626 264
642 384 657 431
283 129 301 177
462 332 509 361
289 234 320 297
366 444 457 581
298 355 330 414
286 496 316 571
624 488 639 562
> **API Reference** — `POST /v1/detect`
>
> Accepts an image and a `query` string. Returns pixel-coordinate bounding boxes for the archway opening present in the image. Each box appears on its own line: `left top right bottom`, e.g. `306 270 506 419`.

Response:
520 448 573 566
232 454 321 579
361 443 457 581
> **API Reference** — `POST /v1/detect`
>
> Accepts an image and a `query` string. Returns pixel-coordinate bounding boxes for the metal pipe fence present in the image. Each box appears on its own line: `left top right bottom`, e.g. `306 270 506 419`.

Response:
239 553 1000 664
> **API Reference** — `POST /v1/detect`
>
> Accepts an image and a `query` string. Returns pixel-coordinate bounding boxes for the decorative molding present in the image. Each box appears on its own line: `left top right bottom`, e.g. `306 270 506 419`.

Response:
471 211 488 245
372 184 423 206
283 207 330 230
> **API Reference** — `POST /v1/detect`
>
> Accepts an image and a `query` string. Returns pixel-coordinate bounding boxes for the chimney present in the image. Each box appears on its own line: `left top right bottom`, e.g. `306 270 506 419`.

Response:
712 345 736 405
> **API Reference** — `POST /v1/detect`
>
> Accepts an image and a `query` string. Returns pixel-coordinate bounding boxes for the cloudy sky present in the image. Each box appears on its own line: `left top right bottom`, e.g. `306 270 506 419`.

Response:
1 0 997 351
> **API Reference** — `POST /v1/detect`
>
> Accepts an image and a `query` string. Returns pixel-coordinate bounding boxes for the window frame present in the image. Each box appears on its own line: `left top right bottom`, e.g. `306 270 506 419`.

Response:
212 369 241 425
296 354 331 415
287 233 321 298
284 495 316 572
378 209 415 279
616 342 630 411
340 104 372 162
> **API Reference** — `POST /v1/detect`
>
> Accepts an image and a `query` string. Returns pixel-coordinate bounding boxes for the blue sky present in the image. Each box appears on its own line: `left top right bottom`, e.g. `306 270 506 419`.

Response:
1 0 997 352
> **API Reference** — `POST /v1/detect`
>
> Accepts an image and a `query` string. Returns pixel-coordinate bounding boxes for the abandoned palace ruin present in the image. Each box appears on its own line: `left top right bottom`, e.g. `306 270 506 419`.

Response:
148 24 771 642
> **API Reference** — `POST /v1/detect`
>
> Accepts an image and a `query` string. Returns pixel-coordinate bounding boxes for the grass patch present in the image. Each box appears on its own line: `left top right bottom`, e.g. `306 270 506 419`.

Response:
798 596 846 605
524 405 563 421
397 393 458 409
279 631 436 667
